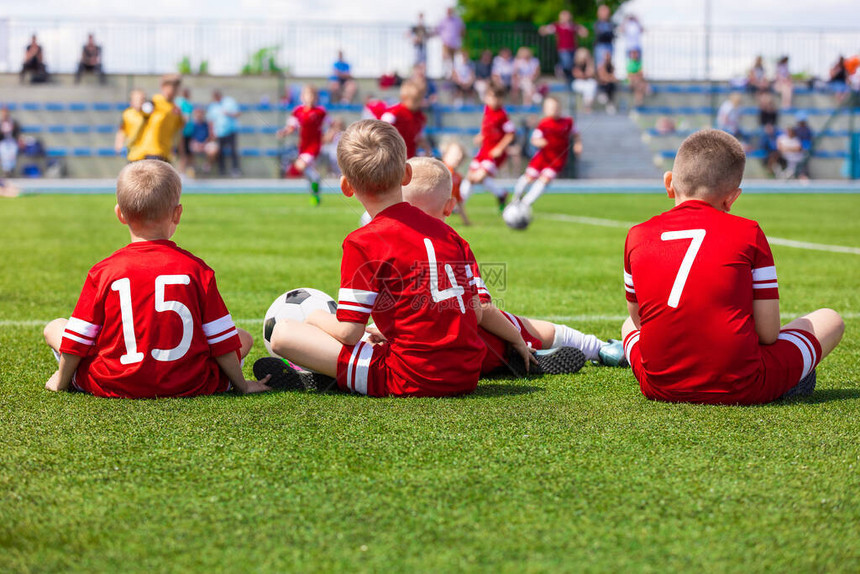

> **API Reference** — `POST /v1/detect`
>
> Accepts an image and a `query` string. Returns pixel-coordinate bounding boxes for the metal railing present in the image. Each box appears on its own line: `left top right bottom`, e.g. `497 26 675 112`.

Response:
1 18 858 81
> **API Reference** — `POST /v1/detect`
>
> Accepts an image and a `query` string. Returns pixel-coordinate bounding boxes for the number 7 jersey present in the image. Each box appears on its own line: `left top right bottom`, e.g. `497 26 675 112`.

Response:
623 200 779 395
59 240 241 398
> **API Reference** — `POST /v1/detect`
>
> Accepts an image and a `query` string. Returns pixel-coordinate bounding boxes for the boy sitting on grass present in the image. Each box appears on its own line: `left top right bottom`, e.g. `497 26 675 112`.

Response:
401 157 625 374
43 160 271 397
255 120 503 397
621 129 844 404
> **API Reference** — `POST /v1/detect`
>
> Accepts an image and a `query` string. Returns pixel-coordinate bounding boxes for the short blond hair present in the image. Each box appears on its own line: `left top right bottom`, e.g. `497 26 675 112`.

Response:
116 160 182 223
337 119 406 195
673 129 746 199
402 157 452 214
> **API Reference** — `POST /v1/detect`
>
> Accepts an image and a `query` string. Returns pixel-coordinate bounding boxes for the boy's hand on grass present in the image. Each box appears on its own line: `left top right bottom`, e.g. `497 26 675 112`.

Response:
512 340 538 373
45 371 63 392
235 375 273 394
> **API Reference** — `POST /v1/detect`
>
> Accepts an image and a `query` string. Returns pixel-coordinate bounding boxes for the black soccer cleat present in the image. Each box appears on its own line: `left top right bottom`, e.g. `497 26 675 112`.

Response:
506 346 587 377
782 369 817 398
253 357 306 391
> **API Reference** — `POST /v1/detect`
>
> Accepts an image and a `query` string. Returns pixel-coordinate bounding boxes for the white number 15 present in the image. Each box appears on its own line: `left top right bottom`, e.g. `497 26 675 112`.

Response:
660 229 706 308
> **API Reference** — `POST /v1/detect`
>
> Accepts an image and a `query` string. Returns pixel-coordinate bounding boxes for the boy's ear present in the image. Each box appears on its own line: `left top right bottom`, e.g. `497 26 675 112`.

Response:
722 187 743 212
114 204 128 225
340 176 354 198
173 204 183 224
401 163 413 187
442 196 456 218
663 171 675 198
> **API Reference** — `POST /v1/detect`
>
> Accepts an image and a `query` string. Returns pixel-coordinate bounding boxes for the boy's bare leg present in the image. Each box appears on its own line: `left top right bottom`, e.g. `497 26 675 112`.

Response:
43 318 67 352
782 308 844 358
621 316 637 341
237 328 253 358
270 319 342 377
516 317 558 348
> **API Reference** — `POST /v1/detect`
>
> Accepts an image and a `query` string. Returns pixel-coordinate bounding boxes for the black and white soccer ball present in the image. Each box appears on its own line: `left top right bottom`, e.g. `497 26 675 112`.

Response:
502 201 533 230
262 288 337 356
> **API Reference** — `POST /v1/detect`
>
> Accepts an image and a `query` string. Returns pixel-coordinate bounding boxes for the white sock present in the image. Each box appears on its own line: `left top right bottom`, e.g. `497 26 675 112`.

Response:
522 179 547 207
460 179 473 202
513 175 530 201
551 324 605 361
483 176 506 198
305 165 320 183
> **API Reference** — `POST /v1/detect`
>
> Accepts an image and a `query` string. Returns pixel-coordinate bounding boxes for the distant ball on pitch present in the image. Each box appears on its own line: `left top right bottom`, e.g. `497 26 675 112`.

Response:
262 288 337 356
502 202 533 230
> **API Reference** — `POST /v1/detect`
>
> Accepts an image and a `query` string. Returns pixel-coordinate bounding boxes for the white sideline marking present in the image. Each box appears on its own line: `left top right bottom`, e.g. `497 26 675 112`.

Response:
541 212 860 255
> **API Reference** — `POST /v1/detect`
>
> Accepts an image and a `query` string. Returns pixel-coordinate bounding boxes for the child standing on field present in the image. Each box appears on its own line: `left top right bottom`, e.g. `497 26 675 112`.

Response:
621 129 844 404
511 96 581 209
255 120 488 397
43 160 271 398
380 81 429 159
278 84 329 206
460 84 517 212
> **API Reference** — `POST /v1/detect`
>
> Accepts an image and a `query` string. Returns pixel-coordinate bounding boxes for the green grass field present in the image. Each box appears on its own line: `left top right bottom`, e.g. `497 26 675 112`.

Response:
1 191 859 573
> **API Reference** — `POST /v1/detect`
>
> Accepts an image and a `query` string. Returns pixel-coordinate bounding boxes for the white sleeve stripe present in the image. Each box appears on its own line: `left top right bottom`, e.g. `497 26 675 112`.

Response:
203 315 235 336
381 112 395 124
208 329 239 345
753 282 779 289
625 286 636 294
623 271 634 286
63 332 95 346
503 120 516 133
287 117 300 128
532 129 544 139
473 276 486 288
752 266 777 281
338 303 372 313
66 317 101 338
338 288 378 306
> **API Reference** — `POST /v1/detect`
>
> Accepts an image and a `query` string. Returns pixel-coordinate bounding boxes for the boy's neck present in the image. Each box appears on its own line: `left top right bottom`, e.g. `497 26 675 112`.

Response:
127 223 175 243
359 188 404 218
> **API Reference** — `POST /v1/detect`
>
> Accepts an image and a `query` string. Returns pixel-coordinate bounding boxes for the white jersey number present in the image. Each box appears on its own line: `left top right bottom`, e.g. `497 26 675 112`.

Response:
660 229 706 308
111 274 194 364
423 238 466 314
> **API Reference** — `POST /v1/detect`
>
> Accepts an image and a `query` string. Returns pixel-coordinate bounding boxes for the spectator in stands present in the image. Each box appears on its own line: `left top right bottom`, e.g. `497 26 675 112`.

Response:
188 107 218 175
512 47 542 106
777 126 807 179
593 5 616 69
747 56 770 94
451 49 476 107
626 48 649 107
758 92 779 128
328 50 358 104
437 6 465 79
716 92 743 139
0 106 22 177
829 56 849 104
492 47 515 94
539 10 587 84
596 50 617 114
571 47 597 113
474 49 494 101
136 75 185 163
115 89 148 160
794 112 813 152
846 54 860 91
175 88 195 175
20 34 46 84
207 89 242 177
409 12 431 66
621 14 644 57
773 56 794 109
410 62 438 109
75 34 105 85
760 123 782 177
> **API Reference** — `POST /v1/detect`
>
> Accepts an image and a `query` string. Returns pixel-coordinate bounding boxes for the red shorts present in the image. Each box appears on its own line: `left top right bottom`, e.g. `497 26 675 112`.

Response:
470 149 507 176
624 328 822 405
336 341 477 397
526 150 568 180
480 312 544 374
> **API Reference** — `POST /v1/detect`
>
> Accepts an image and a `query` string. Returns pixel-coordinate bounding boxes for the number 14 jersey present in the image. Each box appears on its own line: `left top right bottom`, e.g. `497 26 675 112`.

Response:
60 240 241 398
623 200 779 396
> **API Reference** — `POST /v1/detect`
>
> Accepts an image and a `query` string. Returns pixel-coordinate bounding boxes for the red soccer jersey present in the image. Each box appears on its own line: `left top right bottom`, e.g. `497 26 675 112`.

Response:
381 104 427 158
529 116 574 173
554 21 577 51
363 99 388 120
59 240 241 398
476 105 516 163
288 105 328 157
336 202 485 395
623 200 780 400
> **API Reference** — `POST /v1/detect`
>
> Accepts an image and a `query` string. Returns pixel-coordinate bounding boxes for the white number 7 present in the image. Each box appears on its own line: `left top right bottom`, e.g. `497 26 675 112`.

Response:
660 229 706 308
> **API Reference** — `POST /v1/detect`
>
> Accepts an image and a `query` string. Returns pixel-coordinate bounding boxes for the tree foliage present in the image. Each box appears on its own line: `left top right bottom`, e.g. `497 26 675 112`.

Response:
457 0 629 26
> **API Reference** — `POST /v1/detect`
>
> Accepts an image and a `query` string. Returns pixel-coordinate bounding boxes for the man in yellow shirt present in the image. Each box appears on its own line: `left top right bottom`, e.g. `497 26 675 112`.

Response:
135 74 184 162
115 89 148 161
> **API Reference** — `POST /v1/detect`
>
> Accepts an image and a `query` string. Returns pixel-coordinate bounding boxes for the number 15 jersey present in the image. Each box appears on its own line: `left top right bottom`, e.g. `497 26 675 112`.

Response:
623 200 779 397
59 240 241 398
